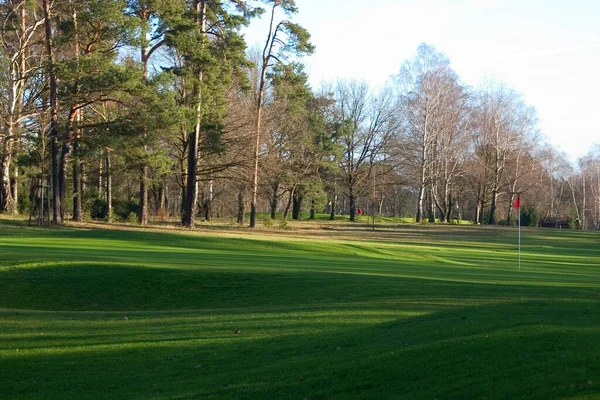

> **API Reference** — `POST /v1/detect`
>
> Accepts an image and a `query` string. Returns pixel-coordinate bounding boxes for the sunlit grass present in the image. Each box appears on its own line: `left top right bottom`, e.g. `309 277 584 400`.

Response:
0 218 599 399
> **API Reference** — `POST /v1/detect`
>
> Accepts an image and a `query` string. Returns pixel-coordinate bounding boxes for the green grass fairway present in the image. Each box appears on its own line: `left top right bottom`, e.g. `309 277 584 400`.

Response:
1 219 599 399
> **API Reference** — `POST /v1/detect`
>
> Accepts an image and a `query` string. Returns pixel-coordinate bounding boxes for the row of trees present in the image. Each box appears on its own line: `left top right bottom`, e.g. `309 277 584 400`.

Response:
1 1 598 229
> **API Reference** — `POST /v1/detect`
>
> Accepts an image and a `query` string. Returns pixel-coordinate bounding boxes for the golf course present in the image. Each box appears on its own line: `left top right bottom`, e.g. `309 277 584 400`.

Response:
1 218 599 399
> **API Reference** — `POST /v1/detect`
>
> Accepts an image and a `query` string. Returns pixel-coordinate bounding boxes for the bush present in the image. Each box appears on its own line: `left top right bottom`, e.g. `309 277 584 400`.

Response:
126 212 138 225
278 219 288 230
520 207 540 227
83 210 94 223
567 216 580 230
17 194 31 215
91 199 107 219
263 217 274 227
113 200 139 221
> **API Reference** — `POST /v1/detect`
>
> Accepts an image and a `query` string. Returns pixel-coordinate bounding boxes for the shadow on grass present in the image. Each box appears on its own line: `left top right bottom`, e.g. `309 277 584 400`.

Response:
2 264 598 312
1 265 599 399
1 222 599 398
1 297 598 400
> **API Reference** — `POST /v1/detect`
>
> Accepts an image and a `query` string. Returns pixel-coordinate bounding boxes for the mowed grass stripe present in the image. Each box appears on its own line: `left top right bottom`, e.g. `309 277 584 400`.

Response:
2 237 598 288
0 220 599 399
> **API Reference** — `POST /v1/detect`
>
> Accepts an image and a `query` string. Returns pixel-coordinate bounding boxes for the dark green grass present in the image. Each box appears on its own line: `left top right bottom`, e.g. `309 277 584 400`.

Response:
0 219 599 399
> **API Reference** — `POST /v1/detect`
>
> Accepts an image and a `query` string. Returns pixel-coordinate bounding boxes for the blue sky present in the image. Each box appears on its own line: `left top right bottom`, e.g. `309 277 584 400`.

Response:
241 0 600 162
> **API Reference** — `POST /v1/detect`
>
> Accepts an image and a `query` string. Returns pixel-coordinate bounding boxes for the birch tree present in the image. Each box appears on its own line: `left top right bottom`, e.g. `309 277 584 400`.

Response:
0 0 44 214
394 44 462 222
472 83 537 224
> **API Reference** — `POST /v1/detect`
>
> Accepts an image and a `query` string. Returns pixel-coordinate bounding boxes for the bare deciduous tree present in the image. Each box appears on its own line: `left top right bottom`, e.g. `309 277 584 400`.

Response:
334 80 395 221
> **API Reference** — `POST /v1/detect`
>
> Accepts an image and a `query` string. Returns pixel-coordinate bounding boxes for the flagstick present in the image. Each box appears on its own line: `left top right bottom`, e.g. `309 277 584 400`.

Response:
518 205 521 271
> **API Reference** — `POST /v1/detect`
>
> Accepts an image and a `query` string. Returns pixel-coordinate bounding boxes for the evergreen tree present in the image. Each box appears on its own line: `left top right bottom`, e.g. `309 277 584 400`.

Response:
249 0 313 228
175 0 256 228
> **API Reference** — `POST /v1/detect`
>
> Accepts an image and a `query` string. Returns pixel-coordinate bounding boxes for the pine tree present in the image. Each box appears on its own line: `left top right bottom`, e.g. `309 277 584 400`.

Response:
249 0 313 228
176 0 256 228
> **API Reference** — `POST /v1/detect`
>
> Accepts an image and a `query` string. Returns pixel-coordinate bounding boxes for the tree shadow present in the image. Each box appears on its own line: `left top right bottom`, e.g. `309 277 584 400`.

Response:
1 294 598 399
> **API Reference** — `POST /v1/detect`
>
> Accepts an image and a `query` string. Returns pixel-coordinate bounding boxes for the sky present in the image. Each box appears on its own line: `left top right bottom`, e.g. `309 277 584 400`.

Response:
241 0 600 162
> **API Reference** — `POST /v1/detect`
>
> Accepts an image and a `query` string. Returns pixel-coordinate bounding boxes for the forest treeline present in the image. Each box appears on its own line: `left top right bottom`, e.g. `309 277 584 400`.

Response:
1 0 599 229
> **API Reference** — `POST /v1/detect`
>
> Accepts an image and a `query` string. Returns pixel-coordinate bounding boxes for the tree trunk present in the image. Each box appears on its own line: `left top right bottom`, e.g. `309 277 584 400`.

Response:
416 139 428 223
329 194 337 221
237 190 245 224
106 150 112 221
158 180 166 216
0 114 18 214
164 181 170 215
474 182 484 224
349 192 356 222
71 6 82 222
488 189 498 225
250 101 263 228
283 184 296 220
58 116 73 222
309 198 316 220
446 193 453 223
179 159 187 218
81 162 86 194
204 179 213 221
72 148 82 222
43 0 61 224
50 137 60 223
138 166 149 224
506 192 516 226
98 149 103 198
416 184 425 223
72 114 84 222
270 180 279 219
428 185 435 223
11 166 18 213
0 155 13 213
442 181 451 222
204 199 211 221
182 129 198 227
292 195 302 220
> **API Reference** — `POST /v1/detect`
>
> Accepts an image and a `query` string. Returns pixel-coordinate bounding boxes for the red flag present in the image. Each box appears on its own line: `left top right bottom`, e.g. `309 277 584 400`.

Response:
514 194 520 209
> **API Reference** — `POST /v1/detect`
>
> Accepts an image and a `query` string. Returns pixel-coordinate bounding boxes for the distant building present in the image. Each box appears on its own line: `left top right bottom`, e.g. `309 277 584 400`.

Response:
540 217 570 229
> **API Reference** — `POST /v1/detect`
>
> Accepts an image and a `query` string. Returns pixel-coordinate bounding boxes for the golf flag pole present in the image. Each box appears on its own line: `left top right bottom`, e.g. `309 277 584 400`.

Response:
515 194 520 270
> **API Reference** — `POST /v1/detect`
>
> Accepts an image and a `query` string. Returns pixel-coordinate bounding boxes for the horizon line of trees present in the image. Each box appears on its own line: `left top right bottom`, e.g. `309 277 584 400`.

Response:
1 0 599 230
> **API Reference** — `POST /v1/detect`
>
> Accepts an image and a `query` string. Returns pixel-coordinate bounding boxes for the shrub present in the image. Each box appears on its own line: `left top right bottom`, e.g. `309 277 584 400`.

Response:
263 217 274 227
17 194 31 215
126 212 139 225
520 206 540 227
567 216 580 230
91 199 107 219
83 210 94 223
113 200 139 221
